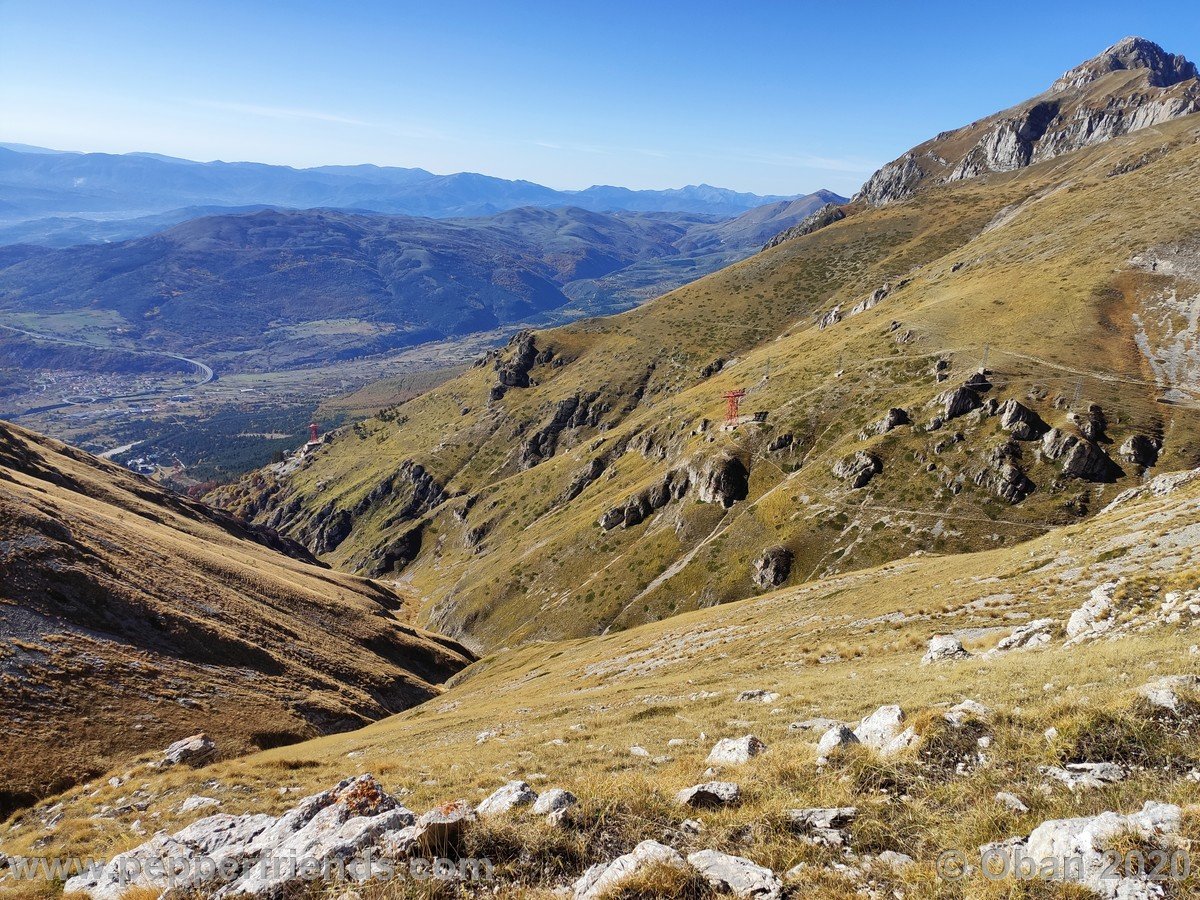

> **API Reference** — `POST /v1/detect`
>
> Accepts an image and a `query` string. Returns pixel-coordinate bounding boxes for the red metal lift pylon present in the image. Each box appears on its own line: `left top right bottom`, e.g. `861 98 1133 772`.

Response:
722 389 746 424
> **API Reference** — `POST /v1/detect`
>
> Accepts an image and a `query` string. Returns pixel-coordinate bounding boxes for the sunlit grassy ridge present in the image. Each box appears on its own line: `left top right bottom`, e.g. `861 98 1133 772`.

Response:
0 420 473 814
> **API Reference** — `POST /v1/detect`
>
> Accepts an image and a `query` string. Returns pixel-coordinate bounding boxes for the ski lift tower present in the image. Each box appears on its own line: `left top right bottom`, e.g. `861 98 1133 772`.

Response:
723 389 747 424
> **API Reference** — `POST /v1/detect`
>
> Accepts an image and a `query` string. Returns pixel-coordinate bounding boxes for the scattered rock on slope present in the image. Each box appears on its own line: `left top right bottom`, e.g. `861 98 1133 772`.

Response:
922 635 971 664
816 725 860 758
854 705 916 755
789 807 858 846
677 782 742 808
989 618 1056 654
1138 675 1200 712
707 735 767 765
476 780 537 816
153 733 216 770
532 788 577 816
1066 583 1117 640
687 849 783 899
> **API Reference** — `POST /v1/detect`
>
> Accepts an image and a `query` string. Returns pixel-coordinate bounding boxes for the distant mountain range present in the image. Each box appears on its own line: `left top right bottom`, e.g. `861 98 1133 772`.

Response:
0 143 811 245
0 194 843 375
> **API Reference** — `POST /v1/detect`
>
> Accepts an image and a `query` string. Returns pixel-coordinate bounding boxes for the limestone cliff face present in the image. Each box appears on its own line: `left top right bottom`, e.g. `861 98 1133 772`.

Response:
859 38 1200 205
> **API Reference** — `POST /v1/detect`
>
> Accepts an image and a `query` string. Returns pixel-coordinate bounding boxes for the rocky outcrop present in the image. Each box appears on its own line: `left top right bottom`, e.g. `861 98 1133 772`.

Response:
1040 427 1078 460
386 799 475 857
1072 404 1109 442
752 546 793 589
688 453 750 507
1054 36 1198 91
998 399 1049 440
973 441 1035 503
363 523 425 577
1060 439 1122 482
858 153 927 206
64 775 413 900
833 451 882 489
305 502 353 555
947 100 1061 181
816 305 842 330
766 432 794 452
1119 433 1161 467
294 460 449 556
598 468 690 530
878 407 910 433
520 392 605 468
490 330 542 401
941 386 981 420
762 202 847 250
562 454 611 503
376 461 451 527
850 282 893 315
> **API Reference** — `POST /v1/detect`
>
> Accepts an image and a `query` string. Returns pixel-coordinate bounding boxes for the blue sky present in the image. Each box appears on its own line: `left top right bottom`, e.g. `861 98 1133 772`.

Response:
2 1 1198 195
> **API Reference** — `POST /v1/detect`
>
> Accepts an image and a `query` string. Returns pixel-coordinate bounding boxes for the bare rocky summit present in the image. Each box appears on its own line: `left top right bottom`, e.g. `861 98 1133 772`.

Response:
859 37 1200 205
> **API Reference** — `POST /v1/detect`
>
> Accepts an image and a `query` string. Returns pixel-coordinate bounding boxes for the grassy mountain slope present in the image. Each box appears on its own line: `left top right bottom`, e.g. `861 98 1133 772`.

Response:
213 103 1200 652
0 419 474 816
9 454 1200 897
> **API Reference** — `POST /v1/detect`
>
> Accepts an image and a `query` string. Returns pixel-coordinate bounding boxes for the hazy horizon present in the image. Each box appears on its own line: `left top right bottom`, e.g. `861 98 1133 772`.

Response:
3 1 1199 196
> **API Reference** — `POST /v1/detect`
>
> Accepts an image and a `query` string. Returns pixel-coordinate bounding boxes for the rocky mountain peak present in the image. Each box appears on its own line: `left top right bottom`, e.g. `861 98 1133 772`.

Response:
858 38 1200 206
1053 37 1199 92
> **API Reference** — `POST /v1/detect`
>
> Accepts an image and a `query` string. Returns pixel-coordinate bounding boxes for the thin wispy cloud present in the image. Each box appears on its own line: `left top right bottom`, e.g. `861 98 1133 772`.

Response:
715 149 880 175
187 99 450 143
527 139 673 162
190 99 372 127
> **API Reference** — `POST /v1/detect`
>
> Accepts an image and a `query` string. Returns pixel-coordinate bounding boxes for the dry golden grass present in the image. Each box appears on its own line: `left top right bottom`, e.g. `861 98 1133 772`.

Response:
5 465 1200 897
